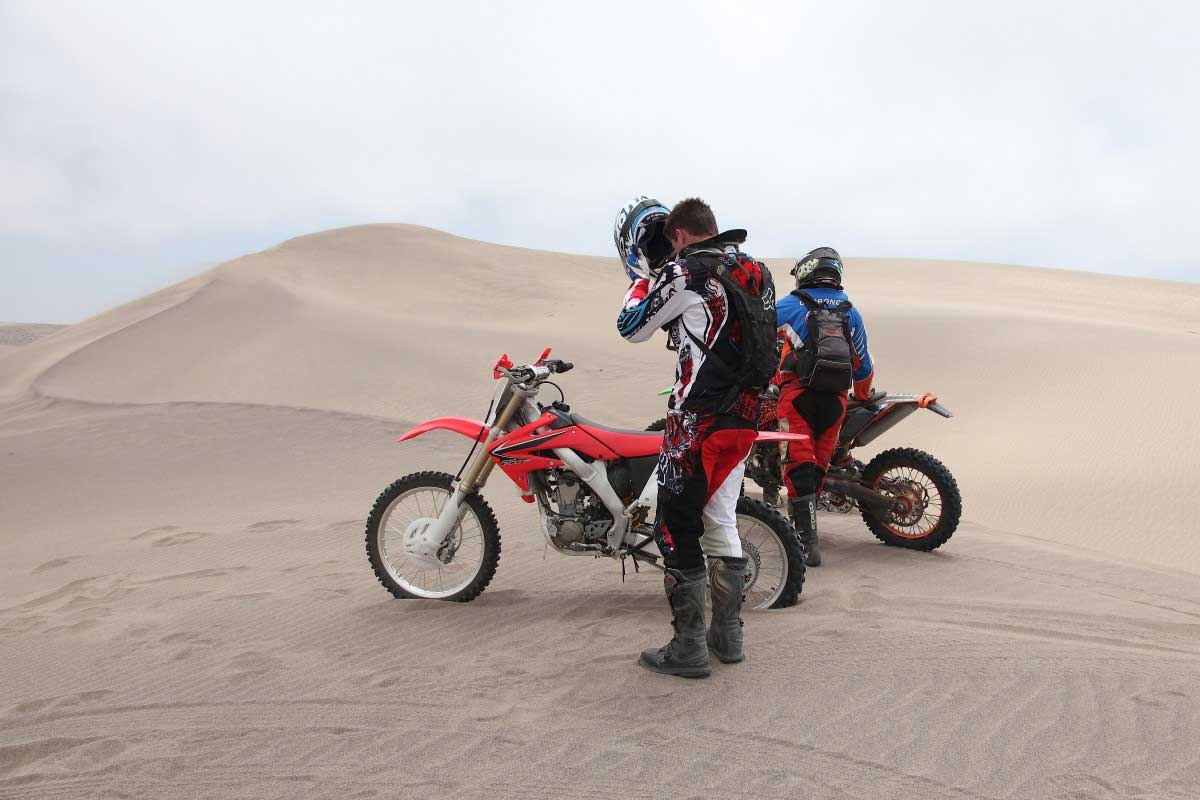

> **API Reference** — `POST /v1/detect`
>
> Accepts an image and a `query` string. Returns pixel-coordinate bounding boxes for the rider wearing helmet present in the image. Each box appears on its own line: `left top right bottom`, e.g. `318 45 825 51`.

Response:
775 247 874 567
614 196 763 678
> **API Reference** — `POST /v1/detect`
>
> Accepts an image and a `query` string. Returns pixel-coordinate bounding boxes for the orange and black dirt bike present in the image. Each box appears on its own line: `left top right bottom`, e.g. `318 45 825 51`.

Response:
648 389 962 551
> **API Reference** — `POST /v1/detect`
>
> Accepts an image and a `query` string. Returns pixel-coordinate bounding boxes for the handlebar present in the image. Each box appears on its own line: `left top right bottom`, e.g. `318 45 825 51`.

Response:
497 358 574 386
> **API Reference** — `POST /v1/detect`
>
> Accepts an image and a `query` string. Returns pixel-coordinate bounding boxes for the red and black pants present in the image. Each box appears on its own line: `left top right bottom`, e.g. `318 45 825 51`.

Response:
778 388 848 499
654 410 757 571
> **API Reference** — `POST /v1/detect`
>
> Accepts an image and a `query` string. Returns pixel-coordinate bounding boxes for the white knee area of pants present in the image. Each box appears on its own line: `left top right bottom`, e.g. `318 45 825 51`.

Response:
699 459 746 559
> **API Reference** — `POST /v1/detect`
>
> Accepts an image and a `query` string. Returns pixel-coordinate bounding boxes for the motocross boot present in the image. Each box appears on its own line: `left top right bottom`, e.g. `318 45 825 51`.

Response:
707 556 748 663
639 566 711 678
790 494 822 567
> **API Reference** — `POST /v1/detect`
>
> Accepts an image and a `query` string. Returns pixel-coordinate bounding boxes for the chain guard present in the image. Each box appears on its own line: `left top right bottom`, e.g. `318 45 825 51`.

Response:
817 491 855 514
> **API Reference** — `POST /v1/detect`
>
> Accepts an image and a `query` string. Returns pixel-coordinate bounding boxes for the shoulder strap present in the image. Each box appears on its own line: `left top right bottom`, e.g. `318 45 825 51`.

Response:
684 326 735 379
793 290 820 310
683 326 742 413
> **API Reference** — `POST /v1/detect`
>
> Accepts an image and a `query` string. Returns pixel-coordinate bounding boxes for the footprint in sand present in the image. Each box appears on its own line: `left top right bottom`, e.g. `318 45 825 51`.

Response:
143 567 248 585
129 525 181 541
12 696 58 714
129 526 210 547
1132 689 1189 708
213 592 273 602
150 530 210 547
247 519 300 533
12 689 114 715
31 557 77 574
0 735 128 777
227 650 285 677
160 631 217 646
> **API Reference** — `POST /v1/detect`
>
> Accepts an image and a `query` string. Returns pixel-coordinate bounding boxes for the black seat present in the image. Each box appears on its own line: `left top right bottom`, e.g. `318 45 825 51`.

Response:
569 412 659 438
568 412 661 457
846 390 887 411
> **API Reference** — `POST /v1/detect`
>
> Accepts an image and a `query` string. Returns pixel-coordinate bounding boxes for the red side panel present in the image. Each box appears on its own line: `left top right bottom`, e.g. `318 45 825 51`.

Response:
398 417 488 443
490 414 624 462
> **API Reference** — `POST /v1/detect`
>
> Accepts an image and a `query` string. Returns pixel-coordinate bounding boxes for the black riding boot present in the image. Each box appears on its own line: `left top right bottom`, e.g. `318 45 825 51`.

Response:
707 556 748 663
790 494 822 567
639 566 711 678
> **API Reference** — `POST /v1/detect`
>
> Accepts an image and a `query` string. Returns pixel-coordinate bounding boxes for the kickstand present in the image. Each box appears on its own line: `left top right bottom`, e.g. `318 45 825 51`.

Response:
619 552 646 583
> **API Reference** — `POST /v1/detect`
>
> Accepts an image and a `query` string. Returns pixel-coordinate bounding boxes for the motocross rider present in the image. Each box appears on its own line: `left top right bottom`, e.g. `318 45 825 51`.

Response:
615 196 763 678
775 247 874 567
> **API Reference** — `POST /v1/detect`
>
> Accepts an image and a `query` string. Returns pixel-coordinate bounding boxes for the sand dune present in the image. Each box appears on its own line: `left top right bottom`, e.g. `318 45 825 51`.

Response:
2 225 1199 798
5 224 1198 570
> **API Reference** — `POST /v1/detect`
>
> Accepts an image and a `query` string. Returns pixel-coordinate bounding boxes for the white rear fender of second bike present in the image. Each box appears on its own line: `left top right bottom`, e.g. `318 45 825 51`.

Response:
397 417 488 444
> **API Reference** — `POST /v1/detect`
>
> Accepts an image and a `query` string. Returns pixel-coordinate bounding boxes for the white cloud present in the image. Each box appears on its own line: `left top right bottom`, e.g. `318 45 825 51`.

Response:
2 0 1198 320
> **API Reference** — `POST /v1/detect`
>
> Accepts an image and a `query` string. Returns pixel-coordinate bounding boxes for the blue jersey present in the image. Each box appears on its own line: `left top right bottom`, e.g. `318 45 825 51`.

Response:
776 287 873 382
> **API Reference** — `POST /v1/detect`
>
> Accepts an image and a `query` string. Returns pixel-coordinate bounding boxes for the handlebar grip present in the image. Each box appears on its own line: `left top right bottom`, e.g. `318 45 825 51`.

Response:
558 361 574 373
928 402 953 418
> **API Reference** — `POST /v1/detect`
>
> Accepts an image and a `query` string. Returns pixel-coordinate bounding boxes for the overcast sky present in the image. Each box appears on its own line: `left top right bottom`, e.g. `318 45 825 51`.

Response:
2 1 1198 322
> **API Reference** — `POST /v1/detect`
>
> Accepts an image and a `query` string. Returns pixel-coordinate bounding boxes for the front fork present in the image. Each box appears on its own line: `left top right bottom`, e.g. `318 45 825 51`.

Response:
406 387 527 561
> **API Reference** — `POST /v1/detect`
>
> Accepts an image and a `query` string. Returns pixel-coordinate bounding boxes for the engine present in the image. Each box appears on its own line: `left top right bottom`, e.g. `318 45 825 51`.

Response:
543 469 614 547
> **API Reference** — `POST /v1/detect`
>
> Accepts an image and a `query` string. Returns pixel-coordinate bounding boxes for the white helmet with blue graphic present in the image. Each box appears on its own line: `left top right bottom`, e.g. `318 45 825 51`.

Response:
613 196 672 275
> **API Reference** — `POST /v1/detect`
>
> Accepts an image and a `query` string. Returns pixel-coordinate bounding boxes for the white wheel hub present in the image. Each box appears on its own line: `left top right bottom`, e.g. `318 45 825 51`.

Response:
403 518 450 568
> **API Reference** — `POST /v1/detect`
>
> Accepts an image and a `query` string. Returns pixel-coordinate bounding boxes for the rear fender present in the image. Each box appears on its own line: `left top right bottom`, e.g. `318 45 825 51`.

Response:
398 417 488 443
755 431 810 444
850 402 918 448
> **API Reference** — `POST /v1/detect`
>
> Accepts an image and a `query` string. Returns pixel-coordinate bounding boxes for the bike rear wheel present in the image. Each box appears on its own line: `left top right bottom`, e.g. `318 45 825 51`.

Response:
859 448 961 551
365 471 501 602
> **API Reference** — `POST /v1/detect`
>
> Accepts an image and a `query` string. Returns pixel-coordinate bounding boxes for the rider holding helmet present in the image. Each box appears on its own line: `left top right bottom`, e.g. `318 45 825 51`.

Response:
775 247 874 567
614 196 767 678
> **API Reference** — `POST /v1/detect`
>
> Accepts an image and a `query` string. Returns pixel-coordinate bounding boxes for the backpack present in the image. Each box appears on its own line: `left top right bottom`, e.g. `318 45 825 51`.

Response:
787 290 855 393
685 251 779 409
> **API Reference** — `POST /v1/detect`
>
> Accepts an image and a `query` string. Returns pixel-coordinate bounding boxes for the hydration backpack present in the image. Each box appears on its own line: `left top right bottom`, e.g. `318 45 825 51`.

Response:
685 251 778 409
788 290 855 393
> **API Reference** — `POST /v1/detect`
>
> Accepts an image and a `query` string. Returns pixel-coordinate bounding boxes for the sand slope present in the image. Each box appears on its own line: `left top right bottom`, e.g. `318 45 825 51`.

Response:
2 225 1199 799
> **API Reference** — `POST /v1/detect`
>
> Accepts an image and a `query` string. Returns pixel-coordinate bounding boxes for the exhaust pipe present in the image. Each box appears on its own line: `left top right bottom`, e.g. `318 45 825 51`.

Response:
823 477 900 516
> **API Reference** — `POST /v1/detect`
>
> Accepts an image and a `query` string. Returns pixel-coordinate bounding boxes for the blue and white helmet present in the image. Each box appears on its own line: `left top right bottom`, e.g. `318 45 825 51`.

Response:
614 196 672 274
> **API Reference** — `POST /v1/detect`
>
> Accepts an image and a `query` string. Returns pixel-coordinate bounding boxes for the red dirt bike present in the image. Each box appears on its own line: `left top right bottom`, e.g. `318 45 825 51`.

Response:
649 388 962 551
365 350 810 609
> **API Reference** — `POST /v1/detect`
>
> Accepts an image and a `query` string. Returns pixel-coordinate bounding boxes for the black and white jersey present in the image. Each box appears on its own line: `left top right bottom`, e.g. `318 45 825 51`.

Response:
617 245 759 421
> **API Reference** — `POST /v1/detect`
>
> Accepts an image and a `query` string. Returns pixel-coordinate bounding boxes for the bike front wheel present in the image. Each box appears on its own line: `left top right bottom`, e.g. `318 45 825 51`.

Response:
365 471 501 602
